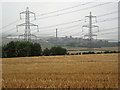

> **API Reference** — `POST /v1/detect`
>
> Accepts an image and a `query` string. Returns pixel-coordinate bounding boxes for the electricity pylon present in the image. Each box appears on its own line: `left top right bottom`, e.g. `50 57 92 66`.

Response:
16 7 39 41
56 28 58 39
55 28 58 46
82 12 99 52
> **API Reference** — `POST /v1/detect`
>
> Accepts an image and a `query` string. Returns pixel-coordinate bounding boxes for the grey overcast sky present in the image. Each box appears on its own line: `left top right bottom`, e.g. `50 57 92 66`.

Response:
0 0 119 41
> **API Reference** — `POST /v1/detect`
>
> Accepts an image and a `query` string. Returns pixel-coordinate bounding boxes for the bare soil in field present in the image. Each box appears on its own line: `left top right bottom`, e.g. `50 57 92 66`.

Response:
2 54 118 88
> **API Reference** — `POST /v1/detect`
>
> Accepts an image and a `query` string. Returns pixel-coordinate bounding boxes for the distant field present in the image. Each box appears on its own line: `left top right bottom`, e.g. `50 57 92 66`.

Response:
66 47 118 54
63 46 118 50
2 54 118 88
41 45 118 54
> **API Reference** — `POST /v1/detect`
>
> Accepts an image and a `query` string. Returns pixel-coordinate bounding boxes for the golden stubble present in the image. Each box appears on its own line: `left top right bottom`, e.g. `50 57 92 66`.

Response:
2 54 118 88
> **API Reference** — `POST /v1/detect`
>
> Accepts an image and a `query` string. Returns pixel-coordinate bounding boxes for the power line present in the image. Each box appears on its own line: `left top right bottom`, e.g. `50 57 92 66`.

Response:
5 27 118 40
97 10 118 18
2 8 118 37
38 20 83 29
2 15 118 36
2 15 118 37
98 31 117 35
0 19 20 30
59 16 118 33
37 26 118 38
35 2 112 20
1 27 16 36
21 16 119 36
36 2 92 17
97 17 118 23
35 10 118 30
95 27 118 33
64 27 118 39
0 2 93 29
0 2 116 31
1 9 118 35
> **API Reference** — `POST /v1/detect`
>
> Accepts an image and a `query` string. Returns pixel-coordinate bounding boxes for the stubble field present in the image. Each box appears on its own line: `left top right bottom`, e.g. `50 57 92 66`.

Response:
2 54 118 88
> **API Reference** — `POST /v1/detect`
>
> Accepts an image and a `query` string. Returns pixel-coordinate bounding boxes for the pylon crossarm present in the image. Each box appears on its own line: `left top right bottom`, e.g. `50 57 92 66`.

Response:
91 16 96 18
92 25 99 28
28 11 35 14
16 23 26 32
82 25 88 32
30 23 38 26
20 11 26 19
85 16 90 18
20 11 26 14
29 23 39 32
17 23 26 26
16 24 25 32
92 16 97 22
30 34 37 39
19 34 25 38
84 35 89 36
84 34 89 38
84 35 88 39
92 25 99 32
92 34 97 36
29 11 36 20
82 25 89 28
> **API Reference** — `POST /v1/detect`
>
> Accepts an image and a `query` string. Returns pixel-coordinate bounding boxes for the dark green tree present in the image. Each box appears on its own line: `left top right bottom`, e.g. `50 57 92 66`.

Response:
2 45 8 58
31 43 42 56
2 41 42 58
16 41 33 57
50 46 67 55
3 41 16 57
42 48 51 56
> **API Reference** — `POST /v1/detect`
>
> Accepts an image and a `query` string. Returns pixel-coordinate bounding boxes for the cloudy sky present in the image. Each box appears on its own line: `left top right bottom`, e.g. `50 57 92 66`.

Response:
0 0 119 41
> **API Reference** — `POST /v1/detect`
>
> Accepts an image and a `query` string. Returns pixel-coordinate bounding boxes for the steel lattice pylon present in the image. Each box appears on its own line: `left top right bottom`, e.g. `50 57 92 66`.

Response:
82 12 99 52
16 7 39 41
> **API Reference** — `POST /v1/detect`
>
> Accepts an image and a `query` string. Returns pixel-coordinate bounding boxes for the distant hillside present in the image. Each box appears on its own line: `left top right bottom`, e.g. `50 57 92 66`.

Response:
1 37 54 49
1 37 19 45
1 37 118 48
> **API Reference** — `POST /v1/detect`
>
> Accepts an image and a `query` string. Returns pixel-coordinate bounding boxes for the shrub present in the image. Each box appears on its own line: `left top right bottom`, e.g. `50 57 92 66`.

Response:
78 52 82 55
110 51 117 53
66 53 70 55
96 52 102 54
75 53 79 55
82 52 95 55
42 48 51 56
88 52 95 54
82 52 89 55
104 51 110 54
104 50 118 54
71 53 75 55
50 46 67 55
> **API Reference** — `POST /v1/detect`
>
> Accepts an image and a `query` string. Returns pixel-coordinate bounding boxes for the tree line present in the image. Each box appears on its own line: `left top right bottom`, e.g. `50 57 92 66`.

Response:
2 41 67 58
2 41 119 58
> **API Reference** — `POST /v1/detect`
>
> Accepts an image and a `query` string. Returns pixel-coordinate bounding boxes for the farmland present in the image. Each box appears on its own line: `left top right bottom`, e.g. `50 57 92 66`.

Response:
2 53 118 88
66 47 118 54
